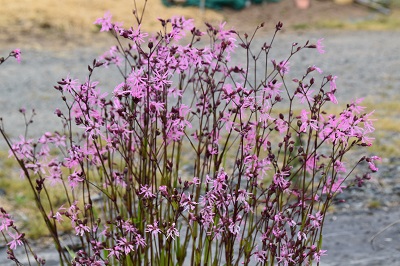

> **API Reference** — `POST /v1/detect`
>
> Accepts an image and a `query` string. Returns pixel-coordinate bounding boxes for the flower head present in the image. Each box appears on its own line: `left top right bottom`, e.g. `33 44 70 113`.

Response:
166 223 179 240
94 11 113 32
316 38 325 54
10 49 21 63
278 60 290 75
7 232 24 250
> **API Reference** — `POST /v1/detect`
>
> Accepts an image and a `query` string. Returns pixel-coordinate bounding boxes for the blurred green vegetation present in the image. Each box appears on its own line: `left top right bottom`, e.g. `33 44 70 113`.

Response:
294 9 400 31
0 151 71 239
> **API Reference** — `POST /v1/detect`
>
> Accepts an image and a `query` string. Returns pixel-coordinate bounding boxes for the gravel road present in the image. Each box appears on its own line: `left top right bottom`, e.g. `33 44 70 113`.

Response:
0 29 400 265
1 30 399 138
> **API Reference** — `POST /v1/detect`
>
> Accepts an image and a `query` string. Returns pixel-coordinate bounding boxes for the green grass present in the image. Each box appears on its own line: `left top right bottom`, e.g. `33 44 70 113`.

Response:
0 150 73 239
392 0 400 7
368 199 382 209
362 96 400 158
293 9 400 31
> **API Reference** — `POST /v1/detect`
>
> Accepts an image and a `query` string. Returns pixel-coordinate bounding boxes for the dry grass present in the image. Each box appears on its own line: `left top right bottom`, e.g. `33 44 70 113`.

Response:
0 0 230 50
313 9 400 31
0 0 223 38
3 0 398 49
362 96 400 158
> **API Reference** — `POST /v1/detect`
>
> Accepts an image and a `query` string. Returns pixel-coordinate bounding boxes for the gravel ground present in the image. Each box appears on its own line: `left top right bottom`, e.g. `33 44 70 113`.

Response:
1 30 399 138
0 29 400 265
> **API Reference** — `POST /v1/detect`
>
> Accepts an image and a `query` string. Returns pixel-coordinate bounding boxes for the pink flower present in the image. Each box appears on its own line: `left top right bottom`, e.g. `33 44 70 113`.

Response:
116 237 135 255
138 184 155 199
299 109 318 132
121 220 137 233
9 135 34 160
316 38 325 54
276 245 295 265
308 212 324 229
75 223 90 236
52 212 63 223
166 223 179 240
296 86 315 104
305 154 317 173
168 87 183 98
191 177 200 186
328 75 338 92
275 118 288 134
106 246 123 260
308 65 323 74
68 171 85 189
100 48 123 67
10 49 21 63
228 219 240 235
254 247 268 263
180 193 198 212
264 80 283 99
0 212 14 232
297 231 307 241
327 91 338 104
149 101 165 116
322 177 345 195
165 16 195 42
278 60 290 75
367 156 381 172
124 25 148 43
7 232 24 250
52 205 65 223
207 144 218 155
134 234 147 249
146 221 161 236
273 171 291 190
274 212 284 222
158 185 168 196
312 246 327 262
334 160 346 173
57 75 79 93
349 98 366 114
94 11 113 32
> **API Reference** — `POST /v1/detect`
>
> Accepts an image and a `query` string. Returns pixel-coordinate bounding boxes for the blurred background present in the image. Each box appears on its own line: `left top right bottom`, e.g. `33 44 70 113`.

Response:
0 0 400 265
0 0 399 50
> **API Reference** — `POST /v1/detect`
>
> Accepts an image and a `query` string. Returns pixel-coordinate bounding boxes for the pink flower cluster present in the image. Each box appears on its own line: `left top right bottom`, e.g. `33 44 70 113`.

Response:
1 14 379 266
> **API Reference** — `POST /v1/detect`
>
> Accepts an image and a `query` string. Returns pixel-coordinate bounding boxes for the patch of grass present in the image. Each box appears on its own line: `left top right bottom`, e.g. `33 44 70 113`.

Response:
0 0 224 37
292 23 311 30
299 9 400 31
368 199 382 209
391 0 400 8
361 96 400 158
0 150 72 239
314 20 346 29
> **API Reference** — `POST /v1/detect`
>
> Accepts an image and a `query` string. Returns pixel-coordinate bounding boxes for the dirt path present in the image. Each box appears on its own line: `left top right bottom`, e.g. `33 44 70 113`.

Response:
1 30 399 142
322 208 400 265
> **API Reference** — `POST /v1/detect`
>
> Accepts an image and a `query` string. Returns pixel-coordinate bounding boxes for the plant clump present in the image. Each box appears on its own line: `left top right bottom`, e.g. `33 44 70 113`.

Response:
0 8 379 266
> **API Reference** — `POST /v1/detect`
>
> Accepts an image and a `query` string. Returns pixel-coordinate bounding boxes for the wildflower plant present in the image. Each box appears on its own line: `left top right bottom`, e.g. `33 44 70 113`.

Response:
0 6 379 266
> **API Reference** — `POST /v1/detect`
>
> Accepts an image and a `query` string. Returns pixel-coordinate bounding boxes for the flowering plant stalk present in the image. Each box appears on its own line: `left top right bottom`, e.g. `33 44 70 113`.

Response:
0 49 48 264
0 7 379 266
